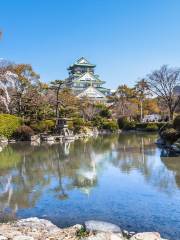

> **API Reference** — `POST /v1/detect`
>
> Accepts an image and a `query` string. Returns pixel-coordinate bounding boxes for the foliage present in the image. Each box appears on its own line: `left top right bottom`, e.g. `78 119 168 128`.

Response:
161 128 180 144
92 116 118 132
101 119 118 132
135 122 158 131
0 114 22 138
10 64 40 116
117 117 136 130
144 123 159 131
92 116 104 128
76 227 88 238
49 80 64 119
31 120 55 133
123 121 136 130
113 85 138 118
135 79 151 121
13 125 34 141
173 115 180 131
95 103 111 118
73 118 85 133
155 122 167 129
117 117 129 129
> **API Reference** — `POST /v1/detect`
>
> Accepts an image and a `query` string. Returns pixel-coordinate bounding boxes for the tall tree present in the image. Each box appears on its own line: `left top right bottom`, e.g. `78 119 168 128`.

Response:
0 62 17 112
135 79 150 121
49 80 64 120
147 65 180 120
10 64 40 116
114 85 137 118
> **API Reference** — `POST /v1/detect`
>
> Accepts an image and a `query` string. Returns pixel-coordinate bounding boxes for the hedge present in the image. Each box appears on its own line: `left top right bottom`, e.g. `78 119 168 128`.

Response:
0 114 22 139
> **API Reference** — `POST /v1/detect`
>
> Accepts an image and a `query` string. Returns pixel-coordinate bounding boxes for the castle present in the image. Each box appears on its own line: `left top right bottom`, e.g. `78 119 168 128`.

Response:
65 57 110 102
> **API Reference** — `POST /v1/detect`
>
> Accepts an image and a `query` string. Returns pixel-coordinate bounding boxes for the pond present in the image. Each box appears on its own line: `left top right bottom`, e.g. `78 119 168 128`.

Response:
0 133 180 240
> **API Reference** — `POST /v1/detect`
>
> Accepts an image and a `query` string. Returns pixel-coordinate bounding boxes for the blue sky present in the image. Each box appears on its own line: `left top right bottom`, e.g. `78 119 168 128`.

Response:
1 0 180 89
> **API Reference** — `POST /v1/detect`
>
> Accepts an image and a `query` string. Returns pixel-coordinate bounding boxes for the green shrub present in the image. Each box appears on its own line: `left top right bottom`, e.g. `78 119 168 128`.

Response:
67 120 74 130
76 227 88 238
173 115 180 131
159 122 173 136
156 122 167 129
31 120 55 133
92 116 104 128
102 120 118 132
13 125 34 141
0 114 22 139
123 121 136 130
161 128 180 144
145 123 159 131
73 118 85 133
117 117 129 129
135 123 148 129
135 122 158 131
92 116 118 132
95 103 112 118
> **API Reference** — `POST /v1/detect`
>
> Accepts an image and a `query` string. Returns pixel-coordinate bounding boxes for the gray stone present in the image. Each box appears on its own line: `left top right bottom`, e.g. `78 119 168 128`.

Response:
85 220 122 234
83 232 124 240
122 230 135 238
130 232 161 240
0 137 8 143
31 135 40 143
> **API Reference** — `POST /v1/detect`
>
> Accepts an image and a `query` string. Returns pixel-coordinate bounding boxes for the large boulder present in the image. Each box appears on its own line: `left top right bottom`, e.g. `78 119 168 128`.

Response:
85 221 122 234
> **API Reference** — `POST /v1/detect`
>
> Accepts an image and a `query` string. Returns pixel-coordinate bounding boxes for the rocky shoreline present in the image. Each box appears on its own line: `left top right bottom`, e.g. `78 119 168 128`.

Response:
0 218 168 240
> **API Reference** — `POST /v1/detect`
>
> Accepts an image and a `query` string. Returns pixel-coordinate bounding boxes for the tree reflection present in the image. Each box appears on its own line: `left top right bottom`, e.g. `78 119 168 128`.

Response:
0 133 179 221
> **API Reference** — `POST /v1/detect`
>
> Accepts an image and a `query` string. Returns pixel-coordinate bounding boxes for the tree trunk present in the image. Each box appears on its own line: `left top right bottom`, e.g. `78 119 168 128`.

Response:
169 108 174 121
140 100 143 122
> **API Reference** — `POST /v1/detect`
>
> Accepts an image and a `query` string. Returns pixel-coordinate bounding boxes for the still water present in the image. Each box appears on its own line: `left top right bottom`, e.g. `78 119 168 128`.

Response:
0 133 180 239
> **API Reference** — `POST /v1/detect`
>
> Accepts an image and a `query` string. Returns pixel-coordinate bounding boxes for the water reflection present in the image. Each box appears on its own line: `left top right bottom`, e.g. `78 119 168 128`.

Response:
0 133 180 238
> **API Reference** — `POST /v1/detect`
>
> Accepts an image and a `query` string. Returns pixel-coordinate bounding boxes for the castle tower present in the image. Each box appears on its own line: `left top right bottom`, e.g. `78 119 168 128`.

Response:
65 57 110 101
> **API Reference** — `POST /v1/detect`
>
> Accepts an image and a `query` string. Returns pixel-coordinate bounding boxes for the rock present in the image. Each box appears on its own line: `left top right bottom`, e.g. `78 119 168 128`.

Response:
122 230 135 238
0 236 7 240
172 138 180 153
85 221 122 234
0 136 8 143
31 135 40 143
82 232 124 240
13 236 34 240
0 218 83 240
130 232 161 240
8 139 16 143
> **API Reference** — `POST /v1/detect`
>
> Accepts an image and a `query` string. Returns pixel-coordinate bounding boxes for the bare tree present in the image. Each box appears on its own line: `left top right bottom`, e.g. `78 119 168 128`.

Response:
147 65 180 120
